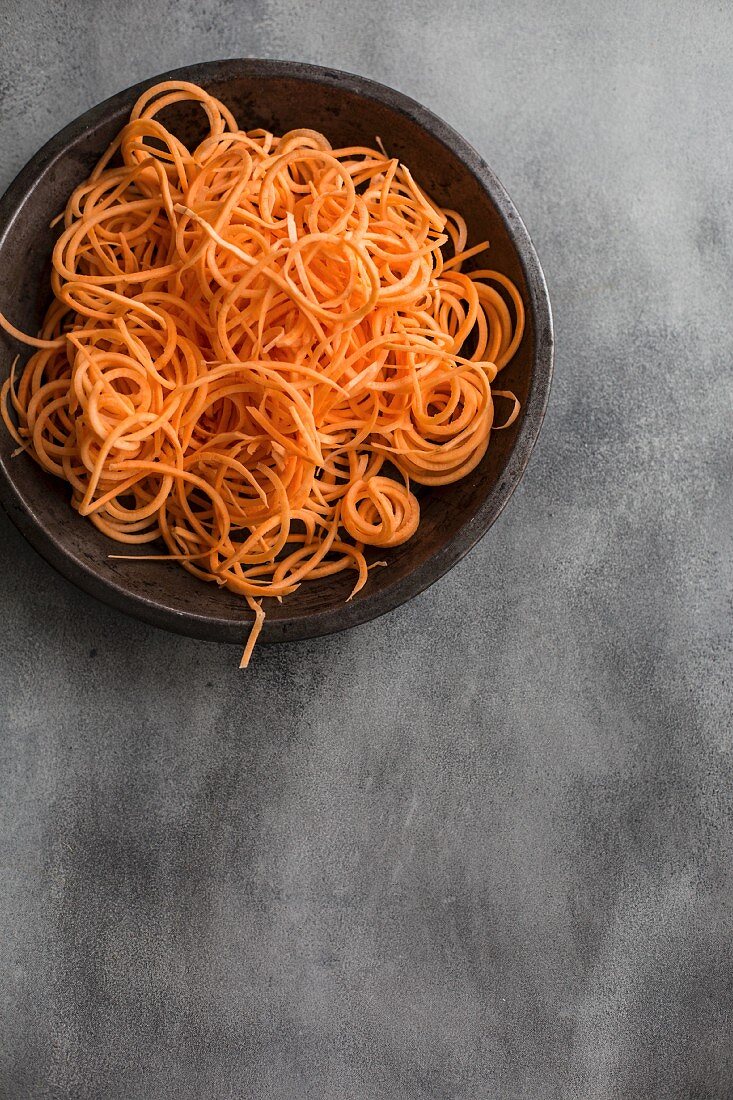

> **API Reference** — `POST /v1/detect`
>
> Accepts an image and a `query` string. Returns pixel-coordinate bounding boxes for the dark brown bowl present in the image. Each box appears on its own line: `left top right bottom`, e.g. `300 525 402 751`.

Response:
0 59 553 645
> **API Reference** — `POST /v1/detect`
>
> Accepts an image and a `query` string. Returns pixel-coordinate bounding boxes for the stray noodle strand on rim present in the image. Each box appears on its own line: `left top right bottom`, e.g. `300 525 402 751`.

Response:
0 80 523 666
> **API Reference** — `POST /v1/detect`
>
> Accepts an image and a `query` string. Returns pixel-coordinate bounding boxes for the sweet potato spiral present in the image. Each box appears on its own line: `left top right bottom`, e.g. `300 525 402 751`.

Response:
1 80 523 665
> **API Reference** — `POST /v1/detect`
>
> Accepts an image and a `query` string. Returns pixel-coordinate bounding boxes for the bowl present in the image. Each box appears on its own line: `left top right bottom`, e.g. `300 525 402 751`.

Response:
0 59 553 645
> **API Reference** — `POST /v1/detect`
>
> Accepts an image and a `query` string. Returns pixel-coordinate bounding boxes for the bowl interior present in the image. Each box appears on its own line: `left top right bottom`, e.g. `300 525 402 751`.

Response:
0 63 549 643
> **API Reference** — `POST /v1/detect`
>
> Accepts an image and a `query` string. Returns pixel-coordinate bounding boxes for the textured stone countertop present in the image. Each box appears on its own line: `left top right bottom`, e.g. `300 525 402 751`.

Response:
1 2 731 1098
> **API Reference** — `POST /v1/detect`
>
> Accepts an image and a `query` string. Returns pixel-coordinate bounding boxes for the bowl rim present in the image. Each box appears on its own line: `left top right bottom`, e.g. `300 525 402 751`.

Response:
0 57 554 646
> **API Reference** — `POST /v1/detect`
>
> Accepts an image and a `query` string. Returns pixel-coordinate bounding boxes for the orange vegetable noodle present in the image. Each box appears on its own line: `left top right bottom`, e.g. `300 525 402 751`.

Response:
0 80 524 666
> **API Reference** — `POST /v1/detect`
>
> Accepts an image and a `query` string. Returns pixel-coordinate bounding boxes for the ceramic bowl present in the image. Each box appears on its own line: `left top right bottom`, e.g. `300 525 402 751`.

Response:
0 59 553 644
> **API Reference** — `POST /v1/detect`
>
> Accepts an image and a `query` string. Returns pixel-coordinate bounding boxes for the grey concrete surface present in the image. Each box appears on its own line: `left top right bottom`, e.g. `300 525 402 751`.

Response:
1 1 732 1097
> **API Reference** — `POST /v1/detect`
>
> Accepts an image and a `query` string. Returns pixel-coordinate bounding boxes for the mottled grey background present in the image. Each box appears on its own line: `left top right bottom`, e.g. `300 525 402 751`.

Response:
1 1 732 1098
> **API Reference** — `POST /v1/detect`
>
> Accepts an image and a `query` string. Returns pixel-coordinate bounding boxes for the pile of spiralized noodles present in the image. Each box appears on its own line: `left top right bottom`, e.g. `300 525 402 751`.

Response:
0 80 523 665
